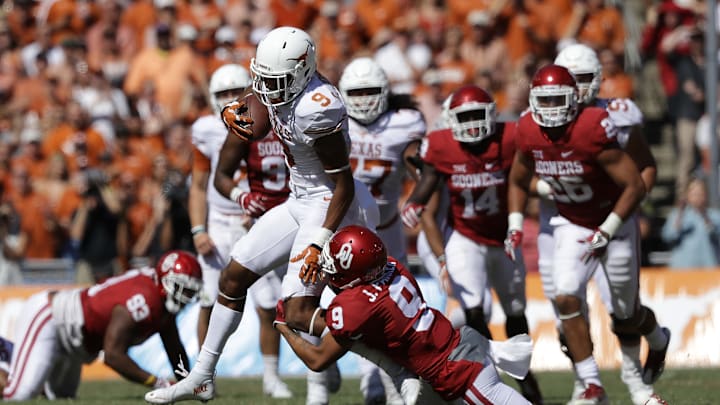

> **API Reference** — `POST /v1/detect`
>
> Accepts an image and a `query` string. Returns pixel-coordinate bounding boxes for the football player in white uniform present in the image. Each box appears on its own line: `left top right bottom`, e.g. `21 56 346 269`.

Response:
533 44 669 405
145 27 380 405
338 57 425 405
188 64 292 399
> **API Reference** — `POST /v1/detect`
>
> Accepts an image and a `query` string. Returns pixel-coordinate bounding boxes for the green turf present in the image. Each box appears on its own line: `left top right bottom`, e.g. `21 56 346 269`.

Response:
13 368 720 404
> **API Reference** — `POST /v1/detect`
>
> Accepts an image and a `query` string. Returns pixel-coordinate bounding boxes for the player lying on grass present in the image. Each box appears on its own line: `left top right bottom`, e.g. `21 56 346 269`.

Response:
275 225 535 404
2 250 202 400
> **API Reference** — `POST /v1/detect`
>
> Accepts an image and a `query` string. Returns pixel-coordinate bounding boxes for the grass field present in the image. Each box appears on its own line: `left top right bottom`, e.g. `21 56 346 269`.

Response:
15 368 720 405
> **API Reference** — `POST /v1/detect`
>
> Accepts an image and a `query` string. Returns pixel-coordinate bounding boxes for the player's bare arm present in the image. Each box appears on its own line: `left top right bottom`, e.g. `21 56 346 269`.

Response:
402 140 422 182
597 148 646 221
275 323 349 372
407 162 442 206
188 161 213 255
214 133 250 199
314 131 355 232
158 317 191 381
624 126 657 193
420 188 445 258
508 151 534 214
401 161 442 229
103 306 156 386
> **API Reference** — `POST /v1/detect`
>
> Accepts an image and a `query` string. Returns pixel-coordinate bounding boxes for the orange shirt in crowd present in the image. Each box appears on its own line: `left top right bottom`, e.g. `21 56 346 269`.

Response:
11 76 53 116
42 124 107 173
54 187 83 229
574 7 626 55
118 0 156 51
446 0 491 26
10 191 58 259
599 74 634 99
353 0 401 39
123 45 204 120
270 0 318 30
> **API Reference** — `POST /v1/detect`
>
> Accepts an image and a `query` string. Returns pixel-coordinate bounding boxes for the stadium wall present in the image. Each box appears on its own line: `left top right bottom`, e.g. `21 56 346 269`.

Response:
0 270 718 379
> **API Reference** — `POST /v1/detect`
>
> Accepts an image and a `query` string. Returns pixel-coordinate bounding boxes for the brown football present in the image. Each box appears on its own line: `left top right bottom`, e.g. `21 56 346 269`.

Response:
239 88 271 140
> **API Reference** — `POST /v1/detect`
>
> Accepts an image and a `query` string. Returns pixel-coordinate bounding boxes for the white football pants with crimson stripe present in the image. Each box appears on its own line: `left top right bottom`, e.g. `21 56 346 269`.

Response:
3 291 83 400
462 355 531 405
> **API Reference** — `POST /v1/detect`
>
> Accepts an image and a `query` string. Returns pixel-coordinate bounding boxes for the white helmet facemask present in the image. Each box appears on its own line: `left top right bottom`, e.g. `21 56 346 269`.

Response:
529 85 578 128
339 57 389 124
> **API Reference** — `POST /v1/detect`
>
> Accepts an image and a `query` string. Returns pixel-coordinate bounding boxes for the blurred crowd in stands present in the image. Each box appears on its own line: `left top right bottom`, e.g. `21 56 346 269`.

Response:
0 0 718 284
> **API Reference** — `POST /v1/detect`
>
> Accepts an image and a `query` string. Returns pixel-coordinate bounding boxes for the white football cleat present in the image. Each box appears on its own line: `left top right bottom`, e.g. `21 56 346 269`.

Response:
399 373 421 405
644 393 669 405
144 373 215 404
263 378 293 399
306 370 329 405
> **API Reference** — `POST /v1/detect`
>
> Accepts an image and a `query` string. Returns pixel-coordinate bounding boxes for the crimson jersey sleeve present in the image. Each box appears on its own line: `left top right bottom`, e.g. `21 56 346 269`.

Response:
80 269 167 353
326 260 473 399
246 132 291 210
516 107 624 229
418 126 516 246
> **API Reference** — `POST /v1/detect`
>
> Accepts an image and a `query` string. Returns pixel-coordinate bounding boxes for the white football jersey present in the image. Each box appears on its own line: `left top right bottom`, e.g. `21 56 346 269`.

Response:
350 108 425 223
191 115 246 214
267 74 350 194
598 97 643 148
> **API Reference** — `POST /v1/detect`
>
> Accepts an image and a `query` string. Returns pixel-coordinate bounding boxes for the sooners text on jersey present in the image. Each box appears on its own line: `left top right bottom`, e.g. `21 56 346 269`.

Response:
420 123 516 246
327 260 483 400
515 107 623 229
247 133 290 209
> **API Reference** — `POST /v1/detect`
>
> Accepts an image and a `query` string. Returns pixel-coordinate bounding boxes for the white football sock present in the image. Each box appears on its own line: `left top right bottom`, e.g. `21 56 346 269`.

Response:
195 303 242 375
575 356 602 387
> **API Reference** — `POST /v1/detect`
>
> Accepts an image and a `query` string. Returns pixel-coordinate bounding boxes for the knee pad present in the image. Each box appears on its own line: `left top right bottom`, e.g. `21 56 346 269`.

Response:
505 315 529 338
465 307 492 339
612 305 658 337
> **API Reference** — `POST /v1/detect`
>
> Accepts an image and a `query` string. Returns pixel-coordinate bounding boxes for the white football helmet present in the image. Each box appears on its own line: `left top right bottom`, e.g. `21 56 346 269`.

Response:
250 26 317 107
208 64 251 114
338 57 389 124
554 43 602 104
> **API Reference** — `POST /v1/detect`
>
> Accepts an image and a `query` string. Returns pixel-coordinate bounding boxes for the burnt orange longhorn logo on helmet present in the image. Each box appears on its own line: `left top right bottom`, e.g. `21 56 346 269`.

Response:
286 41 313 64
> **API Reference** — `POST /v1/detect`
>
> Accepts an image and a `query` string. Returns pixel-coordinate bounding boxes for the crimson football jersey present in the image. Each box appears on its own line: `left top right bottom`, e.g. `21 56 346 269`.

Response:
326 260 483 400
515 107 623 229
80 269 169 354
420 123 517 246
246 132 291 210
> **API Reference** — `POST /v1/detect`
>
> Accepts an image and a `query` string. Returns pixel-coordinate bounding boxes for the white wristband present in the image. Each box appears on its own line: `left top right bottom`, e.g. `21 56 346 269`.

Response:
311 227 334 248
599 212 623 239
536 179 553 199
508 212 524 231
229 187 244 203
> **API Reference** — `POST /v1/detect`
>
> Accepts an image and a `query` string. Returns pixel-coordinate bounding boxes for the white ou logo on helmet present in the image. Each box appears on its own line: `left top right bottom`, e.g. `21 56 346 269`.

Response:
161 252 179 274
335 243 354 270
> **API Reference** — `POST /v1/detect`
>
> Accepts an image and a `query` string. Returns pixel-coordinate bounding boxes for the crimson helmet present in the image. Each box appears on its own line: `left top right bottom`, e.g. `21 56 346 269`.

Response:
447 85 496 143
529 64 579 128
155 250 203 314
320 225 387 290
